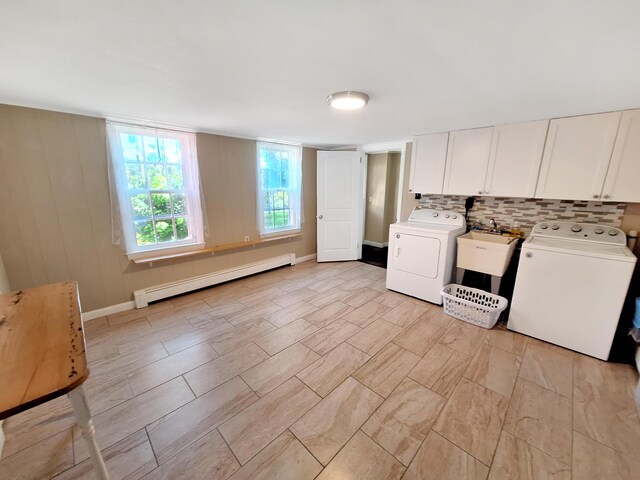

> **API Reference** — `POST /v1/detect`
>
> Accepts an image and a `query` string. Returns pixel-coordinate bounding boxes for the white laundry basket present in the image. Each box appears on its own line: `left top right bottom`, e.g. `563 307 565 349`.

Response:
441 284 508 329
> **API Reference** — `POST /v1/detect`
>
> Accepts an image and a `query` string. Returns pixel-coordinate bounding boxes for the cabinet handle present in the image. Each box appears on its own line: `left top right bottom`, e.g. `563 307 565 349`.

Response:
478 190 483 194
593 195 600 199
603 194 610 199
484 191 489 194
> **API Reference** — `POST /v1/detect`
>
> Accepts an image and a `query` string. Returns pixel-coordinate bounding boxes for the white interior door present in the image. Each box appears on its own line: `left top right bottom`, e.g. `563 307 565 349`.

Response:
317 151 361 262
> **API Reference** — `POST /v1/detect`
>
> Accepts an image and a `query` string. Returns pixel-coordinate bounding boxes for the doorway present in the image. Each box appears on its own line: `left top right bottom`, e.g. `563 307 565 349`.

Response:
360 151 401 268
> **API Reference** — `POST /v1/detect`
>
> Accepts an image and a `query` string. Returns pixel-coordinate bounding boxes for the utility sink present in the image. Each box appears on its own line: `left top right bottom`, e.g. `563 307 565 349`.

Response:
457 232 518 277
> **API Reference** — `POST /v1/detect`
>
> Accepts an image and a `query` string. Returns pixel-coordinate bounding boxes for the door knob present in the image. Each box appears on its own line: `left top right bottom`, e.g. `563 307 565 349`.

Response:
317 214 323 219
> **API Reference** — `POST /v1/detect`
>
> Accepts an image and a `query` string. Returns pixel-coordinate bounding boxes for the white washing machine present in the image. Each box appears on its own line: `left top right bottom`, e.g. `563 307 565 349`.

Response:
386 207 466 304
508 221 636 360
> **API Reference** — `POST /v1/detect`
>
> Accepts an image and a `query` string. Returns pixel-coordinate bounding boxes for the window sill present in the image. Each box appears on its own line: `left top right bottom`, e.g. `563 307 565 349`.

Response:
127 243 206 263
131 233 303 264
259 228 301 239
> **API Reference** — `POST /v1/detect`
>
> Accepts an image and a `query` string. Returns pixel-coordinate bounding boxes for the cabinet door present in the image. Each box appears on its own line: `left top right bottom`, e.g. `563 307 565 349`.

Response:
535 112 621 200
443 127 493 195
409 133 449 194
601 109 640 202
484 120 549 197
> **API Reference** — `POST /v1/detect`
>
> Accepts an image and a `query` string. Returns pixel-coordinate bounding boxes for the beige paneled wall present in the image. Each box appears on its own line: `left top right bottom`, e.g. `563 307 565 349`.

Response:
0 104 317 311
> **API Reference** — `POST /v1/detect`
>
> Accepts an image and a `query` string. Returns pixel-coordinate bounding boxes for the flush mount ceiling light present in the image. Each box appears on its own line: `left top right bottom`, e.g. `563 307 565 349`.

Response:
327 91 369 110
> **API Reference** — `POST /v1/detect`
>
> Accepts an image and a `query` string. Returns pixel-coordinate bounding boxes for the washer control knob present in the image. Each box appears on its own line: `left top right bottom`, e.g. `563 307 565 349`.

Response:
608 229 619 236
570 225 582 233
594 227 604 234
539 224 548 229
432 212 439 217
551 224 560 230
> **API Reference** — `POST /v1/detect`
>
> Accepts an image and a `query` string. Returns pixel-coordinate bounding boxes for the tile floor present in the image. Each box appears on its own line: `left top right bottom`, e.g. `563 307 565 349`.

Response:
1 260 640 479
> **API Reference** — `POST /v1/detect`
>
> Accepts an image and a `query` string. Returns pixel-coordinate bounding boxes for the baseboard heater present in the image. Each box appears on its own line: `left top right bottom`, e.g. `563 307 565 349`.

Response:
133 253 297 308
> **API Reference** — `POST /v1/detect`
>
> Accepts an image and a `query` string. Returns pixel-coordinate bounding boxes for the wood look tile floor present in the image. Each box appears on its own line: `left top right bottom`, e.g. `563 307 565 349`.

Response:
1 260 639 480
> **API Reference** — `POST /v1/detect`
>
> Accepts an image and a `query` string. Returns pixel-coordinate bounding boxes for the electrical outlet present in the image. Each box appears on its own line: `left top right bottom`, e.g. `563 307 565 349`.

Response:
244 236 250 242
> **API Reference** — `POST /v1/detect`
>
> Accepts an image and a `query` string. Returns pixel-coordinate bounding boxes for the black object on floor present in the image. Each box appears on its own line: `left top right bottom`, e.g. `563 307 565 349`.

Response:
360 244 388 269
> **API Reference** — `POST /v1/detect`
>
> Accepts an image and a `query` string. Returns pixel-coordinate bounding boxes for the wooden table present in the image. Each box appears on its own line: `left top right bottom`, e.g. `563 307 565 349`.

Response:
0 282 109 479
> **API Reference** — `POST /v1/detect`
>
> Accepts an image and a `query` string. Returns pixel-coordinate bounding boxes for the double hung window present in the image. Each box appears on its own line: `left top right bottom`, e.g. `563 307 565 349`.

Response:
256 142 302 235
107 123 206 259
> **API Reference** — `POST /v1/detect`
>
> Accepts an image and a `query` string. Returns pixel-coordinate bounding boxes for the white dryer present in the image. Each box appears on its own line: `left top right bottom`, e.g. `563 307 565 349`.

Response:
386 207 466 304
508 221 637 360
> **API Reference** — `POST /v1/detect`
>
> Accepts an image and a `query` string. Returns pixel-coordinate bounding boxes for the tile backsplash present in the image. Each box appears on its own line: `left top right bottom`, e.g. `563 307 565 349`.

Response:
418 195 627 235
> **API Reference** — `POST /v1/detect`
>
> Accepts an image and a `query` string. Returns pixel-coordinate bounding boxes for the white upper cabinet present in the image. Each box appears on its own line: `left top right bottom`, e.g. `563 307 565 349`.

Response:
483 120 549 198
443 127 493 196
601 109 640 202
535 112 622 200
409 132 449 194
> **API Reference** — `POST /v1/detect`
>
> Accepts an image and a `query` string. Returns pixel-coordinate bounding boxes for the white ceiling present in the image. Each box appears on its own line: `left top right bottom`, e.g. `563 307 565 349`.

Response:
1 1 640 148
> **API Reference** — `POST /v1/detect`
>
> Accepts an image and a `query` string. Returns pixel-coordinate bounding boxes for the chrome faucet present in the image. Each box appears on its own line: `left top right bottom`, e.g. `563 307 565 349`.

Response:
489 218 499 233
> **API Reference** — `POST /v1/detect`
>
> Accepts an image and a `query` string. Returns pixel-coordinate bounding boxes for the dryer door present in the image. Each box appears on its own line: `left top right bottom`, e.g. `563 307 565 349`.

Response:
391 232 440 278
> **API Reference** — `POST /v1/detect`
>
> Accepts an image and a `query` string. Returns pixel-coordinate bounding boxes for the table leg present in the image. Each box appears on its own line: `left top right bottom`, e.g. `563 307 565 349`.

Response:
68 386 110 480
0 420 4 459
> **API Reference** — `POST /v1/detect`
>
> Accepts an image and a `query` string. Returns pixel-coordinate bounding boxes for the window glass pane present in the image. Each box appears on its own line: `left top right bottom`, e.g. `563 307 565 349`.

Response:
166 165 184 189
155 220 174 242
143 136 160 162
260 149 289 190
147 165 168 189
176 217 189 240
159 138 181 164
135 220 156 245
171 193 186 215
263 211 274 229
151 193 171 217
131 194 152 219
120 134 144 162
126 164 146 189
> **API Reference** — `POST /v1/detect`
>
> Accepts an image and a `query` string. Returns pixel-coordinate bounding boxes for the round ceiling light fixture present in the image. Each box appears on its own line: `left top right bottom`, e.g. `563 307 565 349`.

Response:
327 91 369 110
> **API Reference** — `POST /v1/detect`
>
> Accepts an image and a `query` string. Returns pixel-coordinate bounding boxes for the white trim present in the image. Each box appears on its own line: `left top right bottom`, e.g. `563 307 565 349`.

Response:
295 253 317 263
363 240 388 248
360 140 412 154
358 153 368 260
82 301 136 321
357 140 408 251
133 254 296 307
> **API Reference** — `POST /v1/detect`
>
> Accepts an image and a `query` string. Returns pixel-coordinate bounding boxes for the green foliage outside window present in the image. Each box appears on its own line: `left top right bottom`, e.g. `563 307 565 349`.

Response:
120 133 191 246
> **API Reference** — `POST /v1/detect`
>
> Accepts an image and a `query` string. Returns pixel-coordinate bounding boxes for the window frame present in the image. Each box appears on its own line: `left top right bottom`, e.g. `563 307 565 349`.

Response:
107 122 206 260
256 141 303 237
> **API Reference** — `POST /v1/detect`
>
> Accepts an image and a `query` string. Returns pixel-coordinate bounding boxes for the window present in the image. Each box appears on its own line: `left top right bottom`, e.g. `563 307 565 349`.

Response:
107 123 206 259
256 142 303 235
